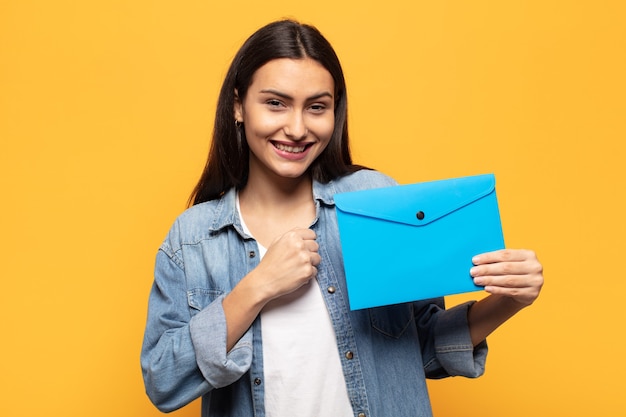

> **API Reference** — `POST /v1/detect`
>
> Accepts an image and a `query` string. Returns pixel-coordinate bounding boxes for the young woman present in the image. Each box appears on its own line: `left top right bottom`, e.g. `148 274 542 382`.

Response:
141 20 544 417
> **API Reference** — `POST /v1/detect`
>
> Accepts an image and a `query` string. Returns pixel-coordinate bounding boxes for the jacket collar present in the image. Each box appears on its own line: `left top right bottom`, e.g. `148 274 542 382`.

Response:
208 179 338 234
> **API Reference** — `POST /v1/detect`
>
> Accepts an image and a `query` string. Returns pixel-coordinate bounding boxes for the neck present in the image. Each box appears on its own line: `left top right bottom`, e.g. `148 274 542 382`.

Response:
238 170 316 247
241 172 313 209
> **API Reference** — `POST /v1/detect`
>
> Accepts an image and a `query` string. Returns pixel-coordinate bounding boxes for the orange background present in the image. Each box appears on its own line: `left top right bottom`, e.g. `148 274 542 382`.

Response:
1 1 625 416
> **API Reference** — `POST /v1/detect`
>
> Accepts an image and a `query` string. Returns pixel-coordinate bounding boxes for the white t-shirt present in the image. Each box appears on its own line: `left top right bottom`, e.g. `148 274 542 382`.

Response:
237 196 353 417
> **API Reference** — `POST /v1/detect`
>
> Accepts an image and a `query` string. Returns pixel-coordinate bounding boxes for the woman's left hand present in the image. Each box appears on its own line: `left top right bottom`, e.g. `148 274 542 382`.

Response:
470 249 544 307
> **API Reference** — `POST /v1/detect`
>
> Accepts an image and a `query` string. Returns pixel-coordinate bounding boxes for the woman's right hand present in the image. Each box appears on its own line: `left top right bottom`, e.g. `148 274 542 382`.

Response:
254 228 321 301
222 227 320 351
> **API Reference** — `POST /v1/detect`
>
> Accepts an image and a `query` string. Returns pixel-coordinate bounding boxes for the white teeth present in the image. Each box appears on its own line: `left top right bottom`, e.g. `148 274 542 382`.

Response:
274 143 306 153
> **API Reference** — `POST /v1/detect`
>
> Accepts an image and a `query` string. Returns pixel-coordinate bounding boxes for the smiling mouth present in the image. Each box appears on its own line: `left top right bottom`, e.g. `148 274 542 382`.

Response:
272 141 311 153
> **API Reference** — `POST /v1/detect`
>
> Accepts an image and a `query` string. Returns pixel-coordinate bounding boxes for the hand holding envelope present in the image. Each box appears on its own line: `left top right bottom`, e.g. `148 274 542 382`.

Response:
470 248 544 307
335 174 508 310
466 247 544 345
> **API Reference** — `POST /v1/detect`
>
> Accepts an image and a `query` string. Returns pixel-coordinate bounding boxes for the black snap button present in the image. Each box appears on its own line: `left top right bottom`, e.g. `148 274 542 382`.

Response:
416 211 425 220
249 251 256 258
254 378 262 385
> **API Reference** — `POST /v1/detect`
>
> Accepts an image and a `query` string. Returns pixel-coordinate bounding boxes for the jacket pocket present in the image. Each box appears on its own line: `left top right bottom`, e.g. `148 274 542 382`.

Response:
369 304 414 339
187 288 224 316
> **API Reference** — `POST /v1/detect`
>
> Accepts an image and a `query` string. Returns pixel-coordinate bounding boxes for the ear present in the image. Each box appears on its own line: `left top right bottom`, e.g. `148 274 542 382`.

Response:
233 89 243 123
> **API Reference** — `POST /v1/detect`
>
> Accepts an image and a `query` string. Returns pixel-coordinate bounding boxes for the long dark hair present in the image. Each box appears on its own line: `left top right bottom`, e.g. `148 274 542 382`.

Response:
189 20 364 205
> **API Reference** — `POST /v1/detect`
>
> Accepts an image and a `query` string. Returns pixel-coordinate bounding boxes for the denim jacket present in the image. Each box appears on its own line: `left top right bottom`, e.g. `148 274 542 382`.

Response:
141 169 488 417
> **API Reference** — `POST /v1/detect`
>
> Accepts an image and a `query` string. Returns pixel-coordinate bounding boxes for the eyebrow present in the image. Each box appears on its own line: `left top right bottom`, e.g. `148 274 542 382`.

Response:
259 89 334 101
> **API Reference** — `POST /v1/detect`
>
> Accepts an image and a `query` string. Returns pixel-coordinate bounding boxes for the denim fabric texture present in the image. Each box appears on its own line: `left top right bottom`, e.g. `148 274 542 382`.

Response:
141 169 488 417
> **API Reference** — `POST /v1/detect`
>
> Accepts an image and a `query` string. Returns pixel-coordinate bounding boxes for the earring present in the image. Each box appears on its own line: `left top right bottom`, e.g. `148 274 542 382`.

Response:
235 120 243 152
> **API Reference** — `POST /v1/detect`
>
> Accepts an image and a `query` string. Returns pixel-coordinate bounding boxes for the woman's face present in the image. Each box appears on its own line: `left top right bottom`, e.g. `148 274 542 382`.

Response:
234 58 335 183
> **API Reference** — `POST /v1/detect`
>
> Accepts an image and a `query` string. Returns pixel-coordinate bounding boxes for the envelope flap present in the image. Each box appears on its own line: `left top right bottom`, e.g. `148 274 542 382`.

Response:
334 174 496 226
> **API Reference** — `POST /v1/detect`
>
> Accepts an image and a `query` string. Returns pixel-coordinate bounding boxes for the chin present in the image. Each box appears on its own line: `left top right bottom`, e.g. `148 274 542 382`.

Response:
270 162 315 179
277 171 309 179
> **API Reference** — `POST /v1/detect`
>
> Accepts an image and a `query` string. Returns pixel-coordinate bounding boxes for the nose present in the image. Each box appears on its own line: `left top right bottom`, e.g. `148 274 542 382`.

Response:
284 111 308 140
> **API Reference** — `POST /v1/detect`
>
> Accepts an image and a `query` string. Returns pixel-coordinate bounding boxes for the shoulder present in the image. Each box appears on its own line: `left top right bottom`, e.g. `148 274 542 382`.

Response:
176 200 220 231
162 194 234 251
331 169 398 193
314 169 398 205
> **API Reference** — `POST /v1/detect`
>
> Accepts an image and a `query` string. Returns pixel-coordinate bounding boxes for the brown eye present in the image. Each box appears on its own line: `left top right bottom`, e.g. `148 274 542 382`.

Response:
309 103 327 113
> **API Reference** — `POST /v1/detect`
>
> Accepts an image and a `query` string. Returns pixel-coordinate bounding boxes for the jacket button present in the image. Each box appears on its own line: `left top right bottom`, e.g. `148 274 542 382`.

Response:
345 351 354 360
254 378 262 385
358 413 366 417
327 286 336 294
249 251 256 258
416 211 425 220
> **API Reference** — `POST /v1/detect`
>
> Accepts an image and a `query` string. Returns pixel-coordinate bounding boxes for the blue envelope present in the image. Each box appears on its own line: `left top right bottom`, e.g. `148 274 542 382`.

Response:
334 173 505 310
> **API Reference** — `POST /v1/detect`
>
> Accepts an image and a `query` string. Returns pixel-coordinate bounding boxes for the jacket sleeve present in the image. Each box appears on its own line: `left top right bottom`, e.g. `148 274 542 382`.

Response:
140 235 253 412
415 299 488 379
